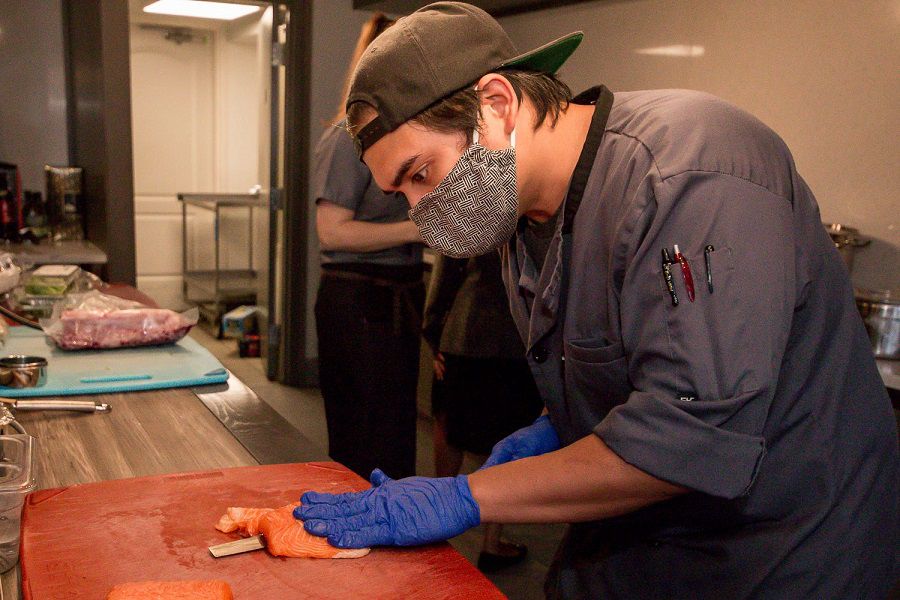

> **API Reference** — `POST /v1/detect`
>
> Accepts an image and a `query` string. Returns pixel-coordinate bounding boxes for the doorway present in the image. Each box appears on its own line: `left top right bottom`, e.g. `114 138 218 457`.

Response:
127 0 289 379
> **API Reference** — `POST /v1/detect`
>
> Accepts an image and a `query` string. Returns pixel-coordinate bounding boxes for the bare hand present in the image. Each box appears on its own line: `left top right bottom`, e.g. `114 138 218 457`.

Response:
433 352 446 381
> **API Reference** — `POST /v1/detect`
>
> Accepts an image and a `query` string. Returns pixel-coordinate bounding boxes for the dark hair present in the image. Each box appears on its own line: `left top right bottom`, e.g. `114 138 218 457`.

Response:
347 69 572 142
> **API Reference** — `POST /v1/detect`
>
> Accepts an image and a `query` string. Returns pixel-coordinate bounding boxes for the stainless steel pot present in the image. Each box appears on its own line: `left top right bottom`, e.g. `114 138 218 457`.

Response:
824 223 870 274
0 356 47 388
855 288 899 360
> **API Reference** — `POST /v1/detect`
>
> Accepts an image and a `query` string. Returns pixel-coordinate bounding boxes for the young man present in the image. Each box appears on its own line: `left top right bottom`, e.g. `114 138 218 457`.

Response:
297 3 898 598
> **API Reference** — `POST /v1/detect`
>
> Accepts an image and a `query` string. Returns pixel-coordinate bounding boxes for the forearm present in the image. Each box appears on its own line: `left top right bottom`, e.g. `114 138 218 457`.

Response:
318 219 421 253
469 433 686 523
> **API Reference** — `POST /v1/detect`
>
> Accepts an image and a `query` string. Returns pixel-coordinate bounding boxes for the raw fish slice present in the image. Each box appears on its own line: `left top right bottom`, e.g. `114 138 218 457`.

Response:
215 506 275 535
258 505 369 559
214 503 369 559
106 579 233 599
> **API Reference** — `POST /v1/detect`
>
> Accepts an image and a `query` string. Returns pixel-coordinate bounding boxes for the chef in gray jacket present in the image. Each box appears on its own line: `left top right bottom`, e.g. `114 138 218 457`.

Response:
297 3 898 598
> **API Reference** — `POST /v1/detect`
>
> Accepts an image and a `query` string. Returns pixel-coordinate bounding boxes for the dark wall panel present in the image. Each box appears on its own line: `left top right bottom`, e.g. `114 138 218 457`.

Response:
64 0 136 284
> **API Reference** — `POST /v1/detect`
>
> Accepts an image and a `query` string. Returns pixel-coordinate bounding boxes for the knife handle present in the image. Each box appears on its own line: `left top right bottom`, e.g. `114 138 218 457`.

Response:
209 534 266 557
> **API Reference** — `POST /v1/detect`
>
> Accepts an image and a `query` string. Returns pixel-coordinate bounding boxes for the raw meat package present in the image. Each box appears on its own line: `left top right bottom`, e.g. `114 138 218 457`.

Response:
215 503 370 559
41 290 199 350
106 580 233 599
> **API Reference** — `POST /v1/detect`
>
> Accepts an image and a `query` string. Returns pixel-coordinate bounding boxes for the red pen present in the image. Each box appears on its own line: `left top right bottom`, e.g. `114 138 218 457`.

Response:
673 244 695 302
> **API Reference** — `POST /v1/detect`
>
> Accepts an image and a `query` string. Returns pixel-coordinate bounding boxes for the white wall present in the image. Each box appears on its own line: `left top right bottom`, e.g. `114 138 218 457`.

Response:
499 0 899 289
0 0 68 192
129 11 266 309
130 23 216 309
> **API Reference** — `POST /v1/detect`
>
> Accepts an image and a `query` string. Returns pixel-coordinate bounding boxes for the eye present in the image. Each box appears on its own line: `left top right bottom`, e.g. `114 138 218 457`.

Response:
411 166 428 185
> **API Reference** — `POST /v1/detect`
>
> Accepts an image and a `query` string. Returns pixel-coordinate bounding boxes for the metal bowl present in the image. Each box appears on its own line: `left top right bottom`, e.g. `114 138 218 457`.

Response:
0 355 48 388
855 289 900 360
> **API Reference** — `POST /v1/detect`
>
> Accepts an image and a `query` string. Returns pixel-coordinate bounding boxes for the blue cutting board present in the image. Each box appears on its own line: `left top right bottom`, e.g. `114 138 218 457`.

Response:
0 327 229 397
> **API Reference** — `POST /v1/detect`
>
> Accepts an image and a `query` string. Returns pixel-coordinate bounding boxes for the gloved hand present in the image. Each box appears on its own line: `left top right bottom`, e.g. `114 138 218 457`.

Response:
480 414 560 469
294 469 480 548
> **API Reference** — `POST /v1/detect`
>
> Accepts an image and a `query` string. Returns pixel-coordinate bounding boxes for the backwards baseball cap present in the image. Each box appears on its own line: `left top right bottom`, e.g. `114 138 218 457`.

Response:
347 1 583 157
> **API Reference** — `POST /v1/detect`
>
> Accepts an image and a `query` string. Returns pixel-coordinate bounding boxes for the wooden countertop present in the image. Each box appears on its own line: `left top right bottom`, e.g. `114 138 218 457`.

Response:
0 373 326 600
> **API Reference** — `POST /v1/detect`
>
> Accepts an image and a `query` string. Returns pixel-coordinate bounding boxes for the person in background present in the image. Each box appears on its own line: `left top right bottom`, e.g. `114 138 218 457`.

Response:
423 251 543 572
298 3 897 598
313 13 424 480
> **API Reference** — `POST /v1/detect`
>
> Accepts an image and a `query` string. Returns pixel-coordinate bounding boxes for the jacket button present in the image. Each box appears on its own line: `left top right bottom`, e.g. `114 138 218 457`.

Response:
531 347 548 363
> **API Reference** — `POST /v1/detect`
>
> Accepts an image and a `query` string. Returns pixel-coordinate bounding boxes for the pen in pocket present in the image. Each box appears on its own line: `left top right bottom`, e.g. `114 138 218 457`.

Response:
673 244 695 302
661 248 678 306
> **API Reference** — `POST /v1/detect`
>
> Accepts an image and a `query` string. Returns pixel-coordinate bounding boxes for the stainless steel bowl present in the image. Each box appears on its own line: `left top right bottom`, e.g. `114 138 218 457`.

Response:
855 289 899 360
0 356 48 388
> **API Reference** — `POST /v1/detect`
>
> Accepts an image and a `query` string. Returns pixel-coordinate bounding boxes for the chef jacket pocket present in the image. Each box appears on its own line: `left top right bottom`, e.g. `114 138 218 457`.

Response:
563 339 633 417
659 246 734 303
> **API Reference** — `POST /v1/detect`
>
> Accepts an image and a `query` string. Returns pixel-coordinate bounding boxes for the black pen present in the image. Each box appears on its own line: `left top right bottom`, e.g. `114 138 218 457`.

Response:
704 245 714 293
662 248 678 306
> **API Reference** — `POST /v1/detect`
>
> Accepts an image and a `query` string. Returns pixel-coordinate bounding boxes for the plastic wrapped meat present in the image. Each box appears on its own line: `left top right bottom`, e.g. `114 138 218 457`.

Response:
215 503 370 559
51 308 195 349
40 290 198 350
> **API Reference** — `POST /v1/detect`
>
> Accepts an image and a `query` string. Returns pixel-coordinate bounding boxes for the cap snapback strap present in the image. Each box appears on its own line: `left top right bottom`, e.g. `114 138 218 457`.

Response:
353 118 390 159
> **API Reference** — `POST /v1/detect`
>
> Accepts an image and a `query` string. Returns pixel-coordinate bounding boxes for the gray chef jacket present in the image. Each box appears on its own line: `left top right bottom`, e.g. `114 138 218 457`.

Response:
501 87 898 599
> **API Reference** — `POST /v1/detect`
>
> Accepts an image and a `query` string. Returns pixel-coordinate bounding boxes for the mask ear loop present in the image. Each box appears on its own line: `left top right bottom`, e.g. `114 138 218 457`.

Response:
472 124 516 149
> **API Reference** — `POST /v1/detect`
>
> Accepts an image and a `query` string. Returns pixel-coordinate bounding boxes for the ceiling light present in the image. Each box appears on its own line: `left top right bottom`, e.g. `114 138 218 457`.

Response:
635 45 705 58
144 0 261 21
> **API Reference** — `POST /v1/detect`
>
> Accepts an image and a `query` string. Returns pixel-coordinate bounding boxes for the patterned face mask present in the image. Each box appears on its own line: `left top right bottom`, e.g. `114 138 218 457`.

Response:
408 127 518 259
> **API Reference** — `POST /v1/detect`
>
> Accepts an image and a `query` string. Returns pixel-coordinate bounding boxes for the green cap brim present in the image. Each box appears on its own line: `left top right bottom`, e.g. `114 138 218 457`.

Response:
501 31 583 74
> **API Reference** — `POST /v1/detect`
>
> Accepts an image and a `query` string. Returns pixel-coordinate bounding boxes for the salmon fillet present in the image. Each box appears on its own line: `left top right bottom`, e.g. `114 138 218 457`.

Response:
215 503 369 559
106 580 233 599
215 506 273 536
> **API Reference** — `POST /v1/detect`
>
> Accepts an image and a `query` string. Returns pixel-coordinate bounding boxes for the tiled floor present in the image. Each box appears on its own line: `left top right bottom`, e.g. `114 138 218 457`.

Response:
190 327 565 600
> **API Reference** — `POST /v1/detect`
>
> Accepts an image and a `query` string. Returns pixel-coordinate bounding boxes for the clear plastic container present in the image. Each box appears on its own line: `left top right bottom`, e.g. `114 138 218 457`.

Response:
0 435 35 572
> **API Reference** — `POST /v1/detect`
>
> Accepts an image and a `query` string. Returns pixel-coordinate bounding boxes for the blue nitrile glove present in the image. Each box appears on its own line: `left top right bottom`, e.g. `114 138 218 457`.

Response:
294 468 480 548
480 414 561 469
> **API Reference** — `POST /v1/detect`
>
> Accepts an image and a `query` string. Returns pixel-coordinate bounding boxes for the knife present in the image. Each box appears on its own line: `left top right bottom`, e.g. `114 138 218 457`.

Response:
209 534 266 557
0 397 111 412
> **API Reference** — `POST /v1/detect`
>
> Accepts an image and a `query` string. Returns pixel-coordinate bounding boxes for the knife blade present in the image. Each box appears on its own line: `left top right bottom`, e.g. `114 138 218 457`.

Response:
209 534 266 557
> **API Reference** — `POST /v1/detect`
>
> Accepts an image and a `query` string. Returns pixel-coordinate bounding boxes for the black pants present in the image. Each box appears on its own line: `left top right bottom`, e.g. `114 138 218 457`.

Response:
432 354 543 455
315 263 424 480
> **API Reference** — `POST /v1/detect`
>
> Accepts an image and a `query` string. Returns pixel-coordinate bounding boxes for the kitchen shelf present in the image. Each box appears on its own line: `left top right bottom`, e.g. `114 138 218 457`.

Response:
178 193 263 335
182 270 257 300
2 240 107 266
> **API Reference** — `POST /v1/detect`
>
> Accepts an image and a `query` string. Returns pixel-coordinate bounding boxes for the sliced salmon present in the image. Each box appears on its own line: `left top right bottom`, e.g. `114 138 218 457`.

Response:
106 579 233 599
215 506 274 536
214 503 369 559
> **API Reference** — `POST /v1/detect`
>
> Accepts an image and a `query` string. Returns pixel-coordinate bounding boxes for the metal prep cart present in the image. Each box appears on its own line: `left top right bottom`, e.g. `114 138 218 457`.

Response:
178 192 264 334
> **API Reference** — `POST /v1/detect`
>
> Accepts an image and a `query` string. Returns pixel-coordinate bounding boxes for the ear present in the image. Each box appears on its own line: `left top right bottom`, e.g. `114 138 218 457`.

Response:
475 73 519 144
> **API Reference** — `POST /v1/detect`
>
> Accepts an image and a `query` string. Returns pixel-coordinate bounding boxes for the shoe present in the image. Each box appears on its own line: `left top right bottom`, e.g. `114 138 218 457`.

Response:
477 543 528 573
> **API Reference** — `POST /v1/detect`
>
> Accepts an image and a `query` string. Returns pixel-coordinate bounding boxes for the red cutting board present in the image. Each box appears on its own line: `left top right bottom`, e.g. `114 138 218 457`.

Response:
20 463 506 599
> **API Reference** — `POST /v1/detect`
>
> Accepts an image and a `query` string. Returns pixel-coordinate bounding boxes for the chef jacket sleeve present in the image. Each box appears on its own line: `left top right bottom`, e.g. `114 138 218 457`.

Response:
312 124 370 210
595 171 797 499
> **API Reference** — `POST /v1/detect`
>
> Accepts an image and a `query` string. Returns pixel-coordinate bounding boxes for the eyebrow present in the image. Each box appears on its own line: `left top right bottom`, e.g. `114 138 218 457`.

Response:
391 154 421 189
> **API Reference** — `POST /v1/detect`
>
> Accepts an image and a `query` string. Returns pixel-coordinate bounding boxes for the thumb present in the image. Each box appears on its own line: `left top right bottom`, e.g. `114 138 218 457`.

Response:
369 468 393 487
